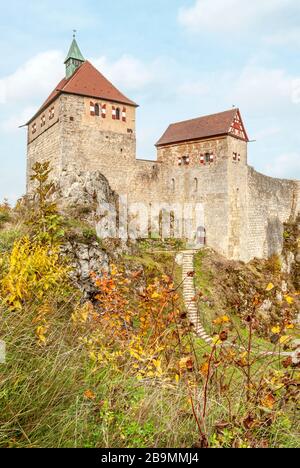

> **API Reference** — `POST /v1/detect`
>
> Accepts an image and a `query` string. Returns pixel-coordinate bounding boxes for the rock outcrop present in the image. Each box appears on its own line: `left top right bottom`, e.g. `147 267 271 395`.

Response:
54 168 118 296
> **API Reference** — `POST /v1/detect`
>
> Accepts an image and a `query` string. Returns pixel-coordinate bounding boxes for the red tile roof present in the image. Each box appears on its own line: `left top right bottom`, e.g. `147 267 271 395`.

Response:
156 109 249 146
27 60 138 124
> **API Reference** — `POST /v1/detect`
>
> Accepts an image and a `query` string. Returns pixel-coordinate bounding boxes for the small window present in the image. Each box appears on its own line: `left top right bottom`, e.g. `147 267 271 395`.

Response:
194 178 198 192
171 178 175 191
49 107 55 120
32 123 37 134
116 108 121 120
205 153 211 163
41 115 46 127
233 152 237 161
182 156 190 165
95 104 100 116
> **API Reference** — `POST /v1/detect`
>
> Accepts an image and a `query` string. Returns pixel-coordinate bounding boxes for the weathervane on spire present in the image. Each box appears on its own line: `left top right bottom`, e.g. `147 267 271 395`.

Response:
73 29 77 39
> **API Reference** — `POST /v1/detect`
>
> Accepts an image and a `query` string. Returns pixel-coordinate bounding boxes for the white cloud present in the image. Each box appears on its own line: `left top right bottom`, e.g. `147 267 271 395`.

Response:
262 152 300 179
177 80 210 97
176 64 300 114
228 65 297 112
263 29 300 46
92 55 166 91
178 0 295 33
252 126 281 141
0 50 64 105
291 78 300 104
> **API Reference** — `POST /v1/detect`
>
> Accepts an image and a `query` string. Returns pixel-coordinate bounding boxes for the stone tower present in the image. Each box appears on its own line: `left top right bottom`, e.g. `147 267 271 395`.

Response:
26 36 138 193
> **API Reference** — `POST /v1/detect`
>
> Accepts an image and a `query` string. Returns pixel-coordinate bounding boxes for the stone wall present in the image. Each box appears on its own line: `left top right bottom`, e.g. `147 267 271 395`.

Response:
245 168 300 261
27 119 62 191
129 142 231 256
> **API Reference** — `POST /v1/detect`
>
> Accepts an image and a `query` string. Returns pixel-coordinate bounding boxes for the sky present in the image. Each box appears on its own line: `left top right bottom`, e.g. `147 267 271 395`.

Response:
0 0 300 203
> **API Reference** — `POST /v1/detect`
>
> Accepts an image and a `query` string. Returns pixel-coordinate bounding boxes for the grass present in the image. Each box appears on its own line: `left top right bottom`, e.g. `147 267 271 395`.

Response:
0 304 199 448
0 267 299 448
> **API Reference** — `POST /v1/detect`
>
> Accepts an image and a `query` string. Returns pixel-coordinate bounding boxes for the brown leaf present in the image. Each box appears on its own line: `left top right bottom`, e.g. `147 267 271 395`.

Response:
219 331 228 342
261 393 276 410
192 435 209 449
187 271 195 278
282 356 292 368
215 421 231 432
131 270 143 279
243 414 256 429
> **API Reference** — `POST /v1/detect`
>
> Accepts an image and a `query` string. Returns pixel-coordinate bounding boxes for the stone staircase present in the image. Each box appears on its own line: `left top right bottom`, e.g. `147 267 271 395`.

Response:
181 251 298 361
182 251 213 345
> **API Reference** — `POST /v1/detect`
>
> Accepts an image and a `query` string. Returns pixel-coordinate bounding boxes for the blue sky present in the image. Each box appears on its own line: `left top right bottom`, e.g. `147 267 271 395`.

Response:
1 0 300 202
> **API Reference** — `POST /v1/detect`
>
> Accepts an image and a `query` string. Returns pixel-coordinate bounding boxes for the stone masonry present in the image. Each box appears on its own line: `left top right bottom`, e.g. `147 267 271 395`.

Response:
26 39 300 263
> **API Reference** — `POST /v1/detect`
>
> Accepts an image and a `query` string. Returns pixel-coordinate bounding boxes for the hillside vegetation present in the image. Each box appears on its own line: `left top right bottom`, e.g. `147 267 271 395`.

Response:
0 163 299 448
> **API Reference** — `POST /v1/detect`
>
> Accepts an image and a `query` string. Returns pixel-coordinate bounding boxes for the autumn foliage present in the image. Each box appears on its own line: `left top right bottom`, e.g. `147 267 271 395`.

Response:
0 162 299 448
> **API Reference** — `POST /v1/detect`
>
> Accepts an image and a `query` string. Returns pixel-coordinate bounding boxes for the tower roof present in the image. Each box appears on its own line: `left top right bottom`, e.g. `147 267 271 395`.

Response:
26 60 138 124
156 109 249 146
64 38 85 64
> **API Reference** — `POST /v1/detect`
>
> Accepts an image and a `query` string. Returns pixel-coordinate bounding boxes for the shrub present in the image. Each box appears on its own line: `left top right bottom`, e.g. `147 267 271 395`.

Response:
0 200 11 228
1 236 70 311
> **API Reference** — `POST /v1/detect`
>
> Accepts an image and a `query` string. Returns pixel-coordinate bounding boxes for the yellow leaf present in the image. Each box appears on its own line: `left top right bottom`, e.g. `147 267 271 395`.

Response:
89 352 97 362
286 323 295 330
153 359 161 369
212 335 222 345
36 325 47 344
200 362 209 377
175 374 180 383
279 335 292 345
266 283 275 292
271 325 281 335
213 315 230 325
151 292 160 299
261 394 275 409
284 295 294 305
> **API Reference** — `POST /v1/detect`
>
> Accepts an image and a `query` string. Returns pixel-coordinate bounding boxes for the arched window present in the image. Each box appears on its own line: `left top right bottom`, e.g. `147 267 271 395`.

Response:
197 226 206 246
171 178 175 192
95 104 100 116
194 178 198 192
116 108 121 120
170 211 175 238
159 210 163 239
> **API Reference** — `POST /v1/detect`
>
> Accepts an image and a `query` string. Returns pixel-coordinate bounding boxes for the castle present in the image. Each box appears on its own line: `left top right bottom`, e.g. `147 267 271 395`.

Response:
26 38 300 262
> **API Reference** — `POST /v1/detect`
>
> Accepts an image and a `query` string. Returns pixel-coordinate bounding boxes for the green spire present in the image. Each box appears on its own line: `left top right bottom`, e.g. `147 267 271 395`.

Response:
64 32 85 79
